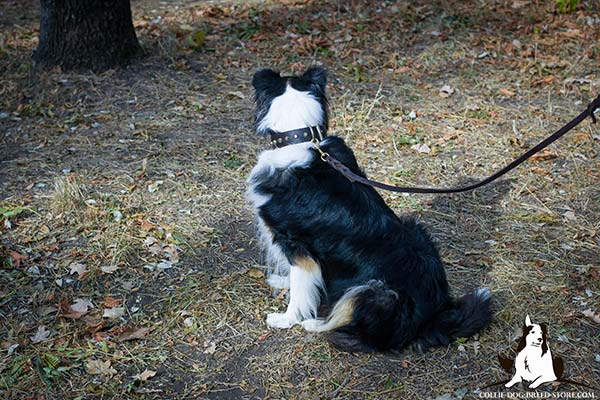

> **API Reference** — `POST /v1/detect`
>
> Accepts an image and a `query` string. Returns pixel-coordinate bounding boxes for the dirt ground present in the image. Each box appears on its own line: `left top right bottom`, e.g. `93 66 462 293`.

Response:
1 0 599 399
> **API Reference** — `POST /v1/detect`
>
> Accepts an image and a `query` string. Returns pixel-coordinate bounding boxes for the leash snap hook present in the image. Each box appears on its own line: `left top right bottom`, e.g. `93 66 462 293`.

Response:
309 126 330 162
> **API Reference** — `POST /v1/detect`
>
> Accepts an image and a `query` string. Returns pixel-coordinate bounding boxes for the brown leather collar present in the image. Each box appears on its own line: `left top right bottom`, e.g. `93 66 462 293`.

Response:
268 125 326 149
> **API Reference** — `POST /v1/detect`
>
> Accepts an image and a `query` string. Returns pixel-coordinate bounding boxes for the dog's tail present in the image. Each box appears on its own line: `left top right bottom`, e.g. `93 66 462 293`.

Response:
412 288 492 351
309 282 491 352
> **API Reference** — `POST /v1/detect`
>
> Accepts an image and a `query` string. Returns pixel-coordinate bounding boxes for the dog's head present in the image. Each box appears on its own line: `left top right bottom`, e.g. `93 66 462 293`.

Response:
251 67 328 136
517 315 549 355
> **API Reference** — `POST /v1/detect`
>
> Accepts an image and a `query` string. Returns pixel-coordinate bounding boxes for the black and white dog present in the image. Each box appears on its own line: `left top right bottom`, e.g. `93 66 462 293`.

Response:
247 67 492 352
505 316 559 389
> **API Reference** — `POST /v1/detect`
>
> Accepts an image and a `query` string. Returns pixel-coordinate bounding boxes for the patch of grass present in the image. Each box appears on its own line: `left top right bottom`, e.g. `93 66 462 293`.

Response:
393 134 422 146
51 175 87 214
223 155 243 169
556 0 580 13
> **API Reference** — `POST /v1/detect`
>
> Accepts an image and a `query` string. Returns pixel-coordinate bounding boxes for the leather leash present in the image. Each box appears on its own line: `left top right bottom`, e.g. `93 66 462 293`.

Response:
312 95 600 194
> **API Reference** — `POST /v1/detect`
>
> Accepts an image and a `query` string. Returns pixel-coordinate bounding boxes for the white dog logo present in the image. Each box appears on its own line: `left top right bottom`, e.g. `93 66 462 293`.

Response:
503 315 562 389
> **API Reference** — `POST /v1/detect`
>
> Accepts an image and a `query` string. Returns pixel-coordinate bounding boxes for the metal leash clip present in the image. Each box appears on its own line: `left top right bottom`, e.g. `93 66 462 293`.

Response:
309 126 330 162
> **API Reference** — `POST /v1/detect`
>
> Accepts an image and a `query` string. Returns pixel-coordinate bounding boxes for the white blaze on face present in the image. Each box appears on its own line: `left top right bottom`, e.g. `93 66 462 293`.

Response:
258 84 324 133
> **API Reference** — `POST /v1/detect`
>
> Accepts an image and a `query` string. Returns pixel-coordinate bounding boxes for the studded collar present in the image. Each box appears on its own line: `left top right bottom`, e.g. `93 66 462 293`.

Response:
267 125 327 149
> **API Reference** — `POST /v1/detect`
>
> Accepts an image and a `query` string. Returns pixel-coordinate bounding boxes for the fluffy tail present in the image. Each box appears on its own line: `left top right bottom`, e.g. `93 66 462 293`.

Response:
413 288 492 351
307 281 491 352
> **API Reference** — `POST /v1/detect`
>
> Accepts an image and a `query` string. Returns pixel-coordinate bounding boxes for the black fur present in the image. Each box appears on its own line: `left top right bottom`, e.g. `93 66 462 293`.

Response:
250 67 492 352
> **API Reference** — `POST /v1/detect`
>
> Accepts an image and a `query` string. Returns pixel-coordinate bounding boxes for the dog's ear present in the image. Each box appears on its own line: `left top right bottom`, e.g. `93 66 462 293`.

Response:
525 315 532 327
252 68 280 91
302 67 327 92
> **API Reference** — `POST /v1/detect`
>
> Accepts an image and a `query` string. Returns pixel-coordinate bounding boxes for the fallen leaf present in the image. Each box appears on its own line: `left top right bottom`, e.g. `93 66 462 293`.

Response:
511 0 530 8
140 220 155 232
499 88 515 97
532 75 555 86
103 307 126 319
69 262 87 278
70 298 93 314
103 297 122 308
582 309 600 324
228 91 245 99
530 148 559 161
8 251 27 268
8 343 19 355
162 244 179 263
203 340 216 354
101 264 119 274
60 298 92 319
133 369 157 382
30 326 51 343
410 143 431 154
247 268 265 279
147 180 163 193
118 327 151 341
85 359 116 377
439 84 455 98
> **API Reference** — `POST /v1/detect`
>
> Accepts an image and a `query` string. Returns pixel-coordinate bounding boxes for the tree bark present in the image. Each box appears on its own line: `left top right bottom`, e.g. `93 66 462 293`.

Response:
33 0 142 72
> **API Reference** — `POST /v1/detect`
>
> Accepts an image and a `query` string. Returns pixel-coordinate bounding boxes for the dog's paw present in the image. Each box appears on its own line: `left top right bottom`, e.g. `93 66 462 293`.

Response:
529 381 544 389
266 313 298 329
266 274 289 289
505 380 519 388
301 319 324 332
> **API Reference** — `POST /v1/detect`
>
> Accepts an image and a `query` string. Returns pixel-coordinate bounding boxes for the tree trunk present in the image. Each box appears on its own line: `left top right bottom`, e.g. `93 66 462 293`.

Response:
33 0 142 72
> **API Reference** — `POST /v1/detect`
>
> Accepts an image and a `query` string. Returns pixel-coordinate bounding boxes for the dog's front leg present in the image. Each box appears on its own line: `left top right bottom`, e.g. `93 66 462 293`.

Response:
529 375 553 389
505 375 522 388
266 257 323 329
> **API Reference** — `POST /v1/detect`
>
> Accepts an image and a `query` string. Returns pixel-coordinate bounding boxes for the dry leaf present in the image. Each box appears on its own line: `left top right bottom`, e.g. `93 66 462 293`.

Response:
8 251 27 268
30 326 51 343
530 148 559 161
512 0 530 8
85 359 117 377
71 298 93 314
563 211 576 221
439 84 455 98
228 91 245 99
101 264 119 274
410 143 431 154
69 262 87 278
103 307 126 319
247 268 265 279
118 327 150 341
499 88 515 97
582 309 600 324
60 298 93 319
103 297 122 308
203 340 216 354
162 244 179 262
133 369 157 381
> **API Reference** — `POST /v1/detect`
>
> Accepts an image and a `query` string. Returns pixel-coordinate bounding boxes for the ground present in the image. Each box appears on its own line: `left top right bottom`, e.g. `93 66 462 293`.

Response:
1 0 599 399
